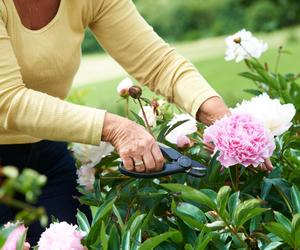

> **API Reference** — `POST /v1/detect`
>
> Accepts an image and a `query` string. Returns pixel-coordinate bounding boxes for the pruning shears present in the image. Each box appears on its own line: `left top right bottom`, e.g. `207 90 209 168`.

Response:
118 143 207 178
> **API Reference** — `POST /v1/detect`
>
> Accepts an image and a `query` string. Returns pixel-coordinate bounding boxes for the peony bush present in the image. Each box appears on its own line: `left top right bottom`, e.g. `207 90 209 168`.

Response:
2 29 300 249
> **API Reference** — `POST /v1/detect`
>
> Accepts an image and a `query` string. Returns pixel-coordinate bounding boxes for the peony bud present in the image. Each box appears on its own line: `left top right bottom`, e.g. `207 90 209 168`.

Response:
117 78 133 97
176 135 192 149
128 85 142 99
233 37 241 44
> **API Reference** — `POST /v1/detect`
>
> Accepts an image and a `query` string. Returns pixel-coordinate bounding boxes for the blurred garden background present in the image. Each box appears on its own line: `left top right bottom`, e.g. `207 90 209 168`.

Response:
70 0 300 114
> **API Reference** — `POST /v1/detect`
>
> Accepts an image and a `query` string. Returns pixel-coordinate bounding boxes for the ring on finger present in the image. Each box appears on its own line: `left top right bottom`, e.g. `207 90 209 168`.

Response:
133 159 144 166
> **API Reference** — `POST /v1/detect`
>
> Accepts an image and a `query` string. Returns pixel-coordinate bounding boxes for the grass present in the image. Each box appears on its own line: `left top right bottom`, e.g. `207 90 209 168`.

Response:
69 27 300 114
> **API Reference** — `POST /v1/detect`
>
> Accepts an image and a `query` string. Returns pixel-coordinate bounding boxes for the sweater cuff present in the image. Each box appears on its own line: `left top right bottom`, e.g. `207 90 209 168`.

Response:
90 109 106 145
190 90 220 118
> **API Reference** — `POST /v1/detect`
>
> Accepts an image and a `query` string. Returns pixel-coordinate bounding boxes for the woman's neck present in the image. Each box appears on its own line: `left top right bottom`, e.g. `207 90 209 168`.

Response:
13 0 61 30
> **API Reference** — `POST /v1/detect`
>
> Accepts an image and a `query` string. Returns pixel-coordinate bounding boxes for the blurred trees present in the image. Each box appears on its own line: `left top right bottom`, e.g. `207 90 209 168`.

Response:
82 0 300 54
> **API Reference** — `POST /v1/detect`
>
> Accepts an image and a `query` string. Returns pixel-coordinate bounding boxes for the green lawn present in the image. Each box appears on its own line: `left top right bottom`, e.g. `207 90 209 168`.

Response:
69 28 300 114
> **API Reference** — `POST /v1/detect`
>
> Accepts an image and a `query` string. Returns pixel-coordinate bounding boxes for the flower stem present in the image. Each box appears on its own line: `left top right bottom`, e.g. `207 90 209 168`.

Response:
125 97 129 118
137 98 153 136
274 46 283 74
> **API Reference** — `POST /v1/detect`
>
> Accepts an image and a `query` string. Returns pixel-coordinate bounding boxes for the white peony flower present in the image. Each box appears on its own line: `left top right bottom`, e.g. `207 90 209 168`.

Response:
38 222 86 250
232 93 296 136
77 164 96 191
138 106 157 127
71 142 114 167
117 77 133 97
165 114 197 144
225 29 268 62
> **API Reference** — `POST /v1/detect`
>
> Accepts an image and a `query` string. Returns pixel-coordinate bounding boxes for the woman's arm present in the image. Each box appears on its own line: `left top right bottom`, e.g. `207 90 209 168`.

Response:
0 14 105 145
88 0 222 119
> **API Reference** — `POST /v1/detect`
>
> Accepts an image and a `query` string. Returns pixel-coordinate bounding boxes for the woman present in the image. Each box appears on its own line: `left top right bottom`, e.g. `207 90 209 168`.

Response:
0 0 234 245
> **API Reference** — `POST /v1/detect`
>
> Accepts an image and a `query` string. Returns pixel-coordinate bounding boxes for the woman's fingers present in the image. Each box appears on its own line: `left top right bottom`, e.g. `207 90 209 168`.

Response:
132 156 146 172
264 158 273 171
151 143 165 171
142 151 156 172
122 156 134 171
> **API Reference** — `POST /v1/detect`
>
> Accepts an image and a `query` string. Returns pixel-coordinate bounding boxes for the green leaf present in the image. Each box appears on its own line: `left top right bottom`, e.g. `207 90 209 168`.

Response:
121 230 130 250
86 198 116 245
263 222 294 247
108 224 120 250
291 214 300 247
129 214 146 238
100 221 108 250
291 185 300 214
131 230 142 250
233 199 268 229
243 89 263 96
278 74 287 90
171 200 206 230
239 72 265 82
184 244 194 250
274 211 292 231
113 205 125 232
139 231 179 250
262 242 283 250
161 184 217 210
76 209 90 233
216 186 231 217
256 68 279 90
16 230 27 250
228 191 240 218
195 231 218 250
130 110 145 126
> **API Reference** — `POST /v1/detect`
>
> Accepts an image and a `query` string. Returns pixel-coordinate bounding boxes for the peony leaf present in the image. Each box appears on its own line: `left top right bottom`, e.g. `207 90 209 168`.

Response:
76 209 90 233
291 185 300 214
100 221 108 250
139 231 180 250
263 222 294 247
129 214 146 239
216 186 231 217
291 214 300 247
233 199 268 229
262 242 283 250
243 89 263 96
274 211 292 231
228 191 240 219
171 200 206 230
108 225 120 250
121 230 130 250
239 72 265 83
161 184 217 210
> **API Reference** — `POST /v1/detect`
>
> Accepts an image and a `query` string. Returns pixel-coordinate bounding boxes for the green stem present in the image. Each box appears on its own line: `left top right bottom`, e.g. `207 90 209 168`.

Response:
274 46 283 74
137 98 153 136
125 97 129 118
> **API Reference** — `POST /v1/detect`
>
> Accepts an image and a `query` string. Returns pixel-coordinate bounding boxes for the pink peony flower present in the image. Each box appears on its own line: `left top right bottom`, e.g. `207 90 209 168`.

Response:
37 222 86 250
204 113 275 168
2 223 30 250
76 164 96 191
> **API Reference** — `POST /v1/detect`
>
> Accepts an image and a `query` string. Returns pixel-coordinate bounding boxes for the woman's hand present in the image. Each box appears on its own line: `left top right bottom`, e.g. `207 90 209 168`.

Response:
197 96 273 172
102 113 165 172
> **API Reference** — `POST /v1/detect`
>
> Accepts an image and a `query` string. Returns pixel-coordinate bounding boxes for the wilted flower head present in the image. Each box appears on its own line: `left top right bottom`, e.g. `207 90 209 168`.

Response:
166 114 197 145
128 85 142 99
117 78 133 97
233 93 296 136
71 142 114 167
37 222 86 250
225 29 268 62
2 223 30 250
138 106 157 127
204 113 275 168
77 164 96 191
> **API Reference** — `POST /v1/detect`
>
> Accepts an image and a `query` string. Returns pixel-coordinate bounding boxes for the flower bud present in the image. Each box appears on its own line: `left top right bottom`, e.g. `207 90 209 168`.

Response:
128 85 142 99
176 135 192 149
233 37 241 44
117 78 133 97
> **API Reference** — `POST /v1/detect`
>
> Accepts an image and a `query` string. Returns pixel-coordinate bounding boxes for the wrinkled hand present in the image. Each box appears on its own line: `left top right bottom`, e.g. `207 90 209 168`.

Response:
102 113 165 172
197 96 273 172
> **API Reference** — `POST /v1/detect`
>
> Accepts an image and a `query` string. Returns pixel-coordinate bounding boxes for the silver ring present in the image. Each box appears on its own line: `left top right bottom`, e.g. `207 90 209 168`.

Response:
134 159 144 166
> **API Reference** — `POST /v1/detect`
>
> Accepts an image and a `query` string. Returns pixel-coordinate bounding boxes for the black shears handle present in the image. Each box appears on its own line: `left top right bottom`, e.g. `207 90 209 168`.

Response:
118 144 207 178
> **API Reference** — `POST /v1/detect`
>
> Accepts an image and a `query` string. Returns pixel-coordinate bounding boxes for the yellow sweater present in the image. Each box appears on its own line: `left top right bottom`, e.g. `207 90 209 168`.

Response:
0 0 218 145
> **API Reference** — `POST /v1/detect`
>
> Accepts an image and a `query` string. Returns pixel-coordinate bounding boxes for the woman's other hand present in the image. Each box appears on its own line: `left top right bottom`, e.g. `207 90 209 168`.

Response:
196 96 231 126
102 113 165 173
